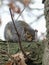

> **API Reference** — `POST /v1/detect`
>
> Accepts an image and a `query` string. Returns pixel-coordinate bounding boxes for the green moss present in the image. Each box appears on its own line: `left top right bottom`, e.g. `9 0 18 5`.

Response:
0 41 44 65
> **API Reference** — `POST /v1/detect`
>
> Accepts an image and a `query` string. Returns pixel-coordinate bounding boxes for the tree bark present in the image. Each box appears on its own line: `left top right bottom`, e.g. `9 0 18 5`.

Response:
42 0 49 65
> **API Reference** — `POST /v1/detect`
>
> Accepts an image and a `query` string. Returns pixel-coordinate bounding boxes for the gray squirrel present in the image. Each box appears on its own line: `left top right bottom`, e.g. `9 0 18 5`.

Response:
4 20 38 42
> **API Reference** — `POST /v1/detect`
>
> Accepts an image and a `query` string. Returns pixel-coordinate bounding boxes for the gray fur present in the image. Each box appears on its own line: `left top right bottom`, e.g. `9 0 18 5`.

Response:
4 20 35 42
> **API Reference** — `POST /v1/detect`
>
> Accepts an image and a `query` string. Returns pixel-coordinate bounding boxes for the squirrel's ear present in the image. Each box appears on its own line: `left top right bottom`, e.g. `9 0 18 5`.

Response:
42 0 45 3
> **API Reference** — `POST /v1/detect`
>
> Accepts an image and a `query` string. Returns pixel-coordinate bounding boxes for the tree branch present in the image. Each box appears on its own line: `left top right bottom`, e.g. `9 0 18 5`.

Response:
9 8 29 59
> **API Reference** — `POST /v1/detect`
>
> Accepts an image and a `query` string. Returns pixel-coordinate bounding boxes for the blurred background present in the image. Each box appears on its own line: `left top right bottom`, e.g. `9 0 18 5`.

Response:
0 0 46 40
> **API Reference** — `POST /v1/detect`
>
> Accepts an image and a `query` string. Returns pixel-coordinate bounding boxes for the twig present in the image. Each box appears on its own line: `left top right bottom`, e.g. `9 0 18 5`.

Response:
16 7 25 21
0 49 13 60
9 8 29 59
9 7 37 61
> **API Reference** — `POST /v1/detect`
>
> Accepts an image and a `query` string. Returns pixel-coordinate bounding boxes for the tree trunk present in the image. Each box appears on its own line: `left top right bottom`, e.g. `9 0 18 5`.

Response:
42 0 49 65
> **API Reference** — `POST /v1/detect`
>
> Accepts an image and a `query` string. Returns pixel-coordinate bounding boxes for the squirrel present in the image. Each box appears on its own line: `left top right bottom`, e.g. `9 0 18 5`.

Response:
4 20 37 42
